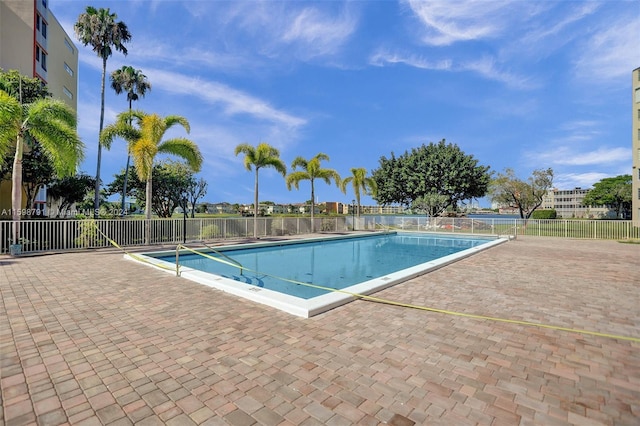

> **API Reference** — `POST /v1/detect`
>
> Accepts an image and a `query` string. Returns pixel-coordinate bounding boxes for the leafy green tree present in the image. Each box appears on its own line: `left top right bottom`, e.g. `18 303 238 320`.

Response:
21 143 55 215
412 192 449 217
0 69 51 105
105 165 138 197
75 6 131 217
286 153 341 233
100 110 203 220
148 162 195 218
372 140 490 211
106 161 195 218
340 167 377 216
234 142 287 238
0 90 84 243
47 173 95 217
76 190 107 214
489 168 554 219
185 177 207 218
582 175 631 219
0 70 51 170
110 65 151 215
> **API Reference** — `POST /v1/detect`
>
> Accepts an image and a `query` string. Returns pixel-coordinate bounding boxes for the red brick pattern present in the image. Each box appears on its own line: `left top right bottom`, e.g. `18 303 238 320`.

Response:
1 236 638 424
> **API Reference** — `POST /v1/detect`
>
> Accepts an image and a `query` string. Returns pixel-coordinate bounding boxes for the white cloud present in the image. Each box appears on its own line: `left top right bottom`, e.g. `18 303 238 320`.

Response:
574 15 640 81
370 50 532 89
211 1 357 62
147 69 306 129
553 172 610 189
462 56 533 89
281 7 357 59
528 146 629 167
405 0 513 45
369 49 452 70
521 3 599 45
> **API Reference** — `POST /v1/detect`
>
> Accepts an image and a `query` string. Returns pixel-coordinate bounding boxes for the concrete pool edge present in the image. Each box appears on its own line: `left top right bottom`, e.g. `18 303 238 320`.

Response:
125 232 510 318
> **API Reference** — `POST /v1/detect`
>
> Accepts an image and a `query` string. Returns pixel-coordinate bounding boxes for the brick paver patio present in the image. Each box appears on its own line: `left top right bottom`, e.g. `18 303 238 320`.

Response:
1 236 639 425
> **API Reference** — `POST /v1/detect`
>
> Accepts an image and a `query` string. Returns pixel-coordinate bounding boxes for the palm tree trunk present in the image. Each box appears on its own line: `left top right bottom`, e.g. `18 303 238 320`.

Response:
94 57 108 218
121 154 131 216
253 169 259 238
11 135 24 245
120 98 133 217
310 182 315 233
145 177 152 244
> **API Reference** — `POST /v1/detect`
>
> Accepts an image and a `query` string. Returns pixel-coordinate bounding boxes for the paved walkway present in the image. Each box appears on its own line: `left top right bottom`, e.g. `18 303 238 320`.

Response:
1 236 639 425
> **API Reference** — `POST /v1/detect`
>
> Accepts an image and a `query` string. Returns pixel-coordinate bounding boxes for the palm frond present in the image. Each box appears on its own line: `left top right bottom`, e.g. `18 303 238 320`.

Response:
157 138 203 172
164 115 190 133
0 91 21 161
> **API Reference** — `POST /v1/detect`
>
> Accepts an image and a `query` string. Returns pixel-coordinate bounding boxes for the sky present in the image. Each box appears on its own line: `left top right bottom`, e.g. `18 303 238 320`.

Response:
51 0 640 208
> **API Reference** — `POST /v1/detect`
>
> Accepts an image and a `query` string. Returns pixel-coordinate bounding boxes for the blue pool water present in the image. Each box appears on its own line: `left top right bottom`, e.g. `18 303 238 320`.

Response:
153 233 494 299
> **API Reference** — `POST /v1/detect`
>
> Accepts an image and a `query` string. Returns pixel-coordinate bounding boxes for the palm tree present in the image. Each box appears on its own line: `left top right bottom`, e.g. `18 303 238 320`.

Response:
340 167 377 216
234 142 287 238
110 66 151 215
286 153 341 233
101 110 203 224
0 90 84 244
74 6 131 217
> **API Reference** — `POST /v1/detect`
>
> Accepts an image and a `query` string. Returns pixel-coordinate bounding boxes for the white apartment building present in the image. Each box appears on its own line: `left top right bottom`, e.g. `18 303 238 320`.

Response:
542 188 613 219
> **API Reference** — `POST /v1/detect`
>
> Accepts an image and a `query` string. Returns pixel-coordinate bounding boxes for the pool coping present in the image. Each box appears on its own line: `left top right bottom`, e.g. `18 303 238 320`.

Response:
126 232 510 318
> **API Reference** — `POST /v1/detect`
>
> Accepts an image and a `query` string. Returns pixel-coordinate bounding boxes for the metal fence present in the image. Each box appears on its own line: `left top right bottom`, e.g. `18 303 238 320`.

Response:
359 216 640 240
0 216 350 254
1 216 638 255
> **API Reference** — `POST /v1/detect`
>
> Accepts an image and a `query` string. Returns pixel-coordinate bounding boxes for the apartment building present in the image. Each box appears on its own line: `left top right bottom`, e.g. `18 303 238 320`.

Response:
633 67 640 224
0 0 78 215
542 188 613 219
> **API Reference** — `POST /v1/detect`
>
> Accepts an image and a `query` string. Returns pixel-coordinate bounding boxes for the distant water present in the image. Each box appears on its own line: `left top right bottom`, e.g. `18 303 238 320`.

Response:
468 214 519 219
379 214 520 219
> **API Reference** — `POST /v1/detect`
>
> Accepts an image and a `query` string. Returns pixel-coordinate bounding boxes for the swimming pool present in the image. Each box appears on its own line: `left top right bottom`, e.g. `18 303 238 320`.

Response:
131 232 507 317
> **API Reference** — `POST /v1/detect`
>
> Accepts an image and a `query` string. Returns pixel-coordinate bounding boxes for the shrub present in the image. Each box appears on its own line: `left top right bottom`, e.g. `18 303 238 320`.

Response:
531 209 557 219
75 219 102 248
201 224 220 239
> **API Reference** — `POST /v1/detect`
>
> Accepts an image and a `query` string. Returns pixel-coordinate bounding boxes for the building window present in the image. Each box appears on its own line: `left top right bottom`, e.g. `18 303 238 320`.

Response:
64 63 74 76
42 21 47 39
63 87 73 100
41 52 47 71
42 0 47 8
36 15 40 30
35 45 40 62
636 88 640 103
64 38 75 54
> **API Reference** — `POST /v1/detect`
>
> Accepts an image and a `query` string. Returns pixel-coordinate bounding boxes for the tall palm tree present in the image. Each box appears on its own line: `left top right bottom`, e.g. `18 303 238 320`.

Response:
110 66 151 215
0 90 84 244
101 111 202 221
74 6 131 217
286 153 341 233
340 167 377 216
234 142 287 238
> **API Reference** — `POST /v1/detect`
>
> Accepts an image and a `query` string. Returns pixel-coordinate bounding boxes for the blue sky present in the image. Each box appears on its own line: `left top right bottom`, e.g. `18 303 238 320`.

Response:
52 0 639 208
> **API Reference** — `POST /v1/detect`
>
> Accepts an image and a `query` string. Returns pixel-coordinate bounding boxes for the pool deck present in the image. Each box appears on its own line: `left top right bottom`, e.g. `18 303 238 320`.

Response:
1 235 639 425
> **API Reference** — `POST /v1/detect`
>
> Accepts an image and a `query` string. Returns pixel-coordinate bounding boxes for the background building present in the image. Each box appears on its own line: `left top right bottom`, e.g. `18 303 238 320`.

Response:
542 188 613 219
633 67 640 224
0 0 78 215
